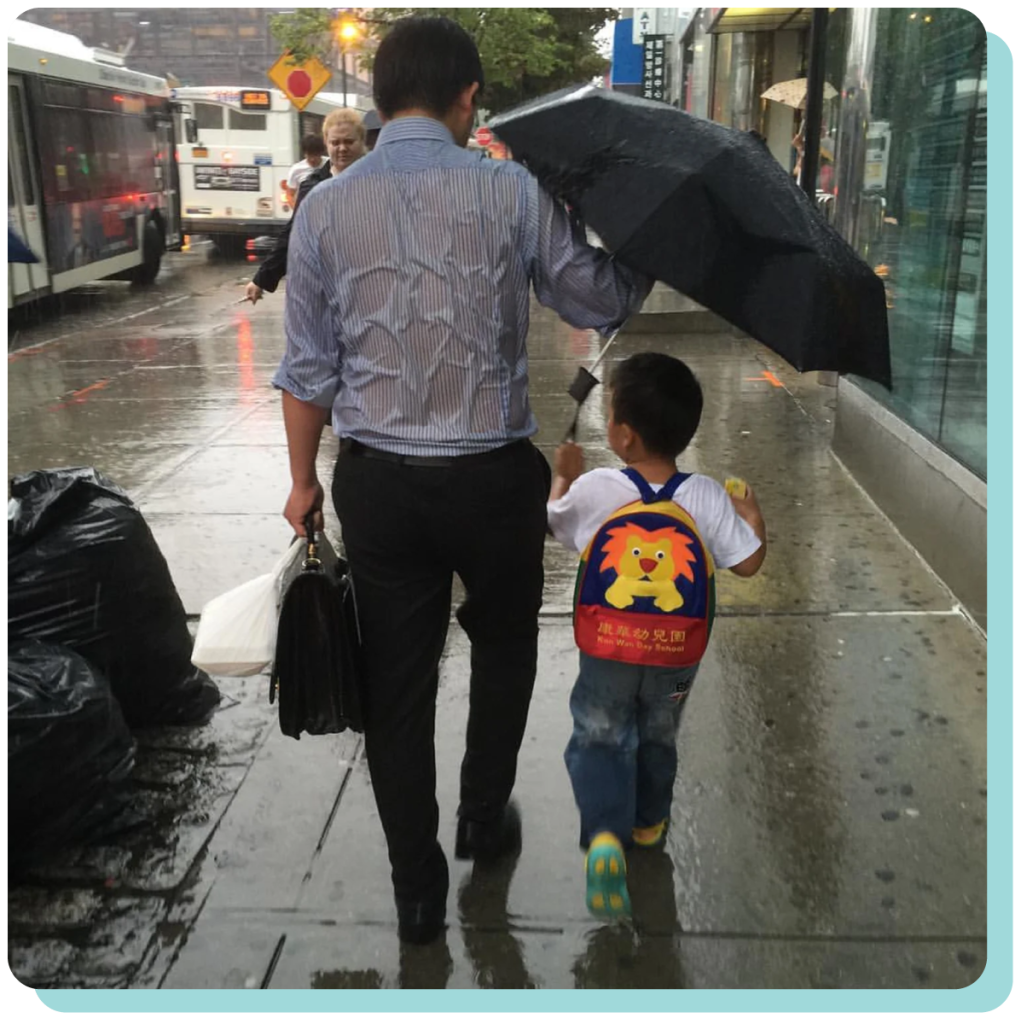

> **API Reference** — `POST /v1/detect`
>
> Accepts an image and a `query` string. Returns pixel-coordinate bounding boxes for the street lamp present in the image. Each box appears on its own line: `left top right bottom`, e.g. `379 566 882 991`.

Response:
336 18 361 106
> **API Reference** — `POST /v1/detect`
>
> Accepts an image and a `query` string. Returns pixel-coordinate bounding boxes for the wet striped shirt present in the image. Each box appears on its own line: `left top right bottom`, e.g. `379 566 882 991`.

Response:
273 116 648 456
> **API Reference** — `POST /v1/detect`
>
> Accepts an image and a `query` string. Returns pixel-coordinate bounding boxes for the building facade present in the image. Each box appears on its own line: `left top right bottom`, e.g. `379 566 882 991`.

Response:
613 8 988 625
18 8 373 102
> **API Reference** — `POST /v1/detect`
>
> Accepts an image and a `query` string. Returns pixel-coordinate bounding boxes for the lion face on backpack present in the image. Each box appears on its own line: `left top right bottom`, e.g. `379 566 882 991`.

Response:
599 523 697 612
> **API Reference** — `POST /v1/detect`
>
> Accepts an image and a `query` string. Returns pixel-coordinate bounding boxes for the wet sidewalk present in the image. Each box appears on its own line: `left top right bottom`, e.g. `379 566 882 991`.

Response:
7 269 986 989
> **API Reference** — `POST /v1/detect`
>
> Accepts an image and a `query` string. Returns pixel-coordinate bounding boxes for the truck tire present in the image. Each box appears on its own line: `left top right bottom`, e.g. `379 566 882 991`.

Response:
131 220 163 285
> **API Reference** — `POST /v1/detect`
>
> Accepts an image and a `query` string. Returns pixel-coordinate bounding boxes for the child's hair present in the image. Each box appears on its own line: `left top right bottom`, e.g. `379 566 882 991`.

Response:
610 353 703 459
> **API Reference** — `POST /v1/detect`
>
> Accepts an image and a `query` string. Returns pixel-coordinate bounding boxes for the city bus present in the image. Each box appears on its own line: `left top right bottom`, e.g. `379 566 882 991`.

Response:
7 20 182 307
172 87 367 253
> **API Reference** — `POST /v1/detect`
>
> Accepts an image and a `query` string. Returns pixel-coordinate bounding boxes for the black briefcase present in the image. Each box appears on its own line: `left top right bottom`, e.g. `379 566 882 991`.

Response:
271 522 364 739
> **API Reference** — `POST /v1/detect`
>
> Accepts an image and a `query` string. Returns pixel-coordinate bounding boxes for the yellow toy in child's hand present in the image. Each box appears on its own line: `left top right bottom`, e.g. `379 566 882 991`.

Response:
725 478 748 500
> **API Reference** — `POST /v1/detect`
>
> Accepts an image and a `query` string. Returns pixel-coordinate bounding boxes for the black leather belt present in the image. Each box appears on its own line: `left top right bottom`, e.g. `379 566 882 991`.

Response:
343 438 528 468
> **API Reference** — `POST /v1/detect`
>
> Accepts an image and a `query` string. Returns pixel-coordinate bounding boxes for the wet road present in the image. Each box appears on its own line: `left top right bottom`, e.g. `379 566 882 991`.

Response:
7 250 987 991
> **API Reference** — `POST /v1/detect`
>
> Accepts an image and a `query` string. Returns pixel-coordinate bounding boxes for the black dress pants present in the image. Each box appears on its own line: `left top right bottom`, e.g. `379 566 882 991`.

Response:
332 440 550 903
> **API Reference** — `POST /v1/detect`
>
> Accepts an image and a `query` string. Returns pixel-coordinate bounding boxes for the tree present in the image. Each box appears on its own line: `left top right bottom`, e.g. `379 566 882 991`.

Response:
269 8 620 115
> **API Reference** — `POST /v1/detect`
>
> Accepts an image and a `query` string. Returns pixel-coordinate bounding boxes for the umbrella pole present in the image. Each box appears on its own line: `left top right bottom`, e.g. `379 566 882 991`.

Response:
587 328 620 375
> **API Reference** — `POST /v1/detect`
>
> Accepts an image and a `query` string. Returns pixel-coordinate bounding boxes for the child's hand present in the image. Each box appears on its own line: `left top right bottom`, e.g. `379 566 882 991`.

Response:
727 482 767 578
554 442 585 484
728 481 764 529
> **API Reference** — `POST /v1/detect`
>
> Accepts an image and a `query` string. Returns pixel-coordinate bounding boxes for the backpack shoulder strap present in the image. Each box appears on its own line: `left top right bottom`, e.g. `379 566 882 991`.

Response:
621 467 690 505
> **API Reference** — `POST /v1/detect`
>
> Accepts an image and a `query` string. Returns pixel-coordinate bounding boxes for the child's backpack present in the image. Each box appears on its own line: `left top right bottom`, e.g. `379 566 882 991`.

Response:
574 468 716 668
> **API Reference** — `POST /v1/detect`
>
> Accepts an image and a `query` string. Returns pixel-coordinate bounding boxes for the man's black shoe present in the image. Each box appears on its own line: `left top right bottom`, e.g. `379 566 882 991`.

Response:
396 845 448 945
396 894 447 946
454 801 522 862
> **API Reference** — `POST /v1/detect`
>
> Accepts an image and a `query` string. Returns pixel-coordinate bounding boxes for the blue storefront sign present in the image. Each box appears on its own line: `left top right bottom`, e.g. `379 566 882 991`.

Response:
611 18 643 87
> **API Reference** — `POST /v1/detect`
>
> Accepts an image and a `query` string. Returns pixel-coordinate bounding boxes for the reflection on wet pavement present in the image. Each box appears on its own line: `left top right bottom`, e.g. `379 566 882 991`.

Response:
7 260 986 991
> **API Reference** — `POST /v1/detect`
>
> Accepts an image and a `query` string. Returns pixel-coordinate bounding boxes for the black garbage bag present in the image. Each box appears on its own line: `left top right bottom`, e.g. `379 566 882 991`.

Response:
8 467 220 728
9 641 137 868
272 524 363 739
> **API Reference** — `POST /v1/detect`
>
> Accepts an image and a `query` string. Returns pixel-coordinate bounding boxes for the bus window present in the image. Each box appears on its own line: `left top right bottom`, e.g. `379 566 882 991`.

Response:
194 103 224 131
45 108 94 203
228 108 267 132
123 118 158 195
9 86 35 205
299 112 325 139
90 113 127 197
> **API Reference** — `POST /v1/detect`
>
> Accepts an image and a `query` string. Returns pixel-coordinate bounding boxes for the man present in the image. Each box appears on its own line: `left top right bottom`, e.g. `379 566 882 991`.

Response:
283 133 328 206
244 109 365 304
273 16 650 945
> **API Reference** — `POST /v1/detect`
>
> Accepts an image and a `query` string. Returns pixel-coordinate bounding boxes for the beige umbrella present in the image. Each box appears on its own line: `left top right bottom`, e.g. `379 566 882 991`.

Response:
761 77 838 109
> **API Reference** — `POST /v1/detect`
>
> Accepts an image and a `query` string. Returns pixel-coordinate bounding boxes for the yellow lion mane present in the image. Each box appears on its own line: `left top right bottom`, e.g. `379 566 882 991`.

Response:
599 523 697 580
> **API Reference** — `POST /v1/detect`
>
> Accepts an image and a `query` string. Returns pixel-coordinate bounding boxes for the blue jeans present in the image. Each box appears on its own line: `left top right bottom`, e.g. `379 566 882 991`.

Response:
564 653 698 848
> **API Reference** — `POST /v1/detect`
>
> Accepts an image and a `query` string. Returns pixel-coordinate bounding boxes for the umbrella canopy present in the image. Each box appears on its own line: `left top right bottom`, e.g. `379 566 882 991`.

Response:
490 86 890 386
761 77 839 109
8 227 39 264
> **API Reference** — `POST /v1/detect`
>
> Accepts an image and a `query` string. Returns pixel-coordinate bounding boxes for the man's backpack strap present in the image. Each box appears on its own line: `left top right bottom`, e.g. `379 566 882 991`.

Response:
621 467 691 505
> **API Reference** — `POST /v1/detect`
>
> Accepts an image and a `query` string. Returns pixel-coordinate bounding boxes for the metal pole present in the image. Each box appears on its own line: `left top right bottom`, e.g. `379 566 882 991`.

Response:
341 48 348 106
800 7 829 196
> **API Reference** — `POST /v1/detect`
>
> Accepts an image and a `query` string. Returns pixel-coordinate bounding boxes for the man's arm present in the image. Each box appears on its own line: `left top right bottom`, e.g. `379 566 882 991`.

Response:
529 186 652 334
272 192 342 538
252 170 325 294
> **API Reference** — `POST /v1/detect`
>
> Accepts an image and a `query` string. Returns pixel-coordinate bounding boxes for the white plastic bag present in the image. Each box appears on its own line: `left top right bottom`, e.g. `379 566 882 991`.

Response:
191 539 304 676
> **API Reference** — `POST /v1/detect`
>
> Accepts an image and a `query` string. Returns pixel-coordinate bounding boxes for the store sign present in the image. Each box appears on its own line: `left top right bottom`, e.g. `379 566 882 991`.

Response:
633 7 657 44
194 165 261 192
642 35 667 102
240 90 271 111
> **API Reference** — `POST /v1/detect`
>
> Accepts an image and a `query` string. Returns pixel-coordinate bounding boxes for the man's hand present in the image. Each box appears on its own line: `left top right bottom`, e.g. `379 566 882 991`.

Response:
283 480 324 538
244 282 264 304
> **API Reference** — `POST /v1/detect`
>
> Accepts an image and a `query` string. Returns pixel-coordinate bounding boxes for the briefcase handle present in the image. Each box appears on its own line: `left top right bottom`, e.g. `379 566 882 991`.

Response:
303 514 321 568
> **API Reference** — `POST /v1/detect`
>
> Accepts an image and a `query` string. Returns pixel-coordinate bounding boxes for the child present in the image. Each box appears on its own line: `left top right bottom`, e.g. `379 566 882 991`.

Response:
547 352 766 918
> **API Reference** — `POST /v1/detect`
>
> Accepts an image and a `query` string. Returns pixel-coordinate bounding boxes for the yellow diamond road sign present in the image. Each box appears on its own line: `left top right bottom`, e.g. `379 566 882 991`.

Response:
268 52 332 111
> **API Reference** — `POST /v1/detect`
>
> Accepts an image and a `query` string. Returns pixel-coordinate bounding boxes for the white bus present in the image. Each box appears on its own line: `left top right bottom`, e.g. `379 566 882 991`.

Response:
8 20 182 307
172 87 367 253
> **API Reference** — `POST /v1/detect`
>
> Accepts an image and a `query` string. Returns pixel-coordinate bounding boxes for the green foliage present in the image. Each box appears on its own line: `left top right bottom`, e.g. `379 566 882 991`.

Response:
269 8 620 114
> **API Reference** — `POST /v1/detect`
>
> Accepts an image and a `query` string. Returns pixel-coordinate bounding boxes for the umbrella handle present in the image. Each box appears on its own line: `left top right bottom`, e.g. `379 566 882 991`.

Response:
563 405 581 444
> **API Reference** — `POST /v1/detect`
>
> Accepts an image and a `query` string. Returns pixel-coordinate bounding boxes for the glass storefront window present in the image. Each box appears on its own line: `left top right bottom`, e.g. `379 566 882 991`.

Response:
838 8 987 479
685 9 715 119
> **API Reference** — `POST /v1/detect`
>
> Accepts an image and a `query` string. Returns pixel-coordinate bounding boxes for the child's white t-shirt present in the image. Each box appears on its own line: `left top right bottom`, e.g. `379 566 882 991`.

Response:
547 468 761 570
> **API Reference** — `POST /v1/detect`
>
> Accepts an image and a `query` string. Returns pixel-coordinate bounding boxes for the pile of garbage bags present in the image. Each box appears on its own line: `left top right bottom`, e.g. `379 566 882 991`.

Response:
8 468 221 865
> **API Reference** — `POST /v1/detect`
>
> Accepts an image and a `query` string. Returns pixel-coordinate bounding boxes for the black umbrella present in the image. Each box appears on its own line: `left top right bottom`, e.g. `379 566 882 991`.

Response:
271 519 363 739
490 86 891 387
